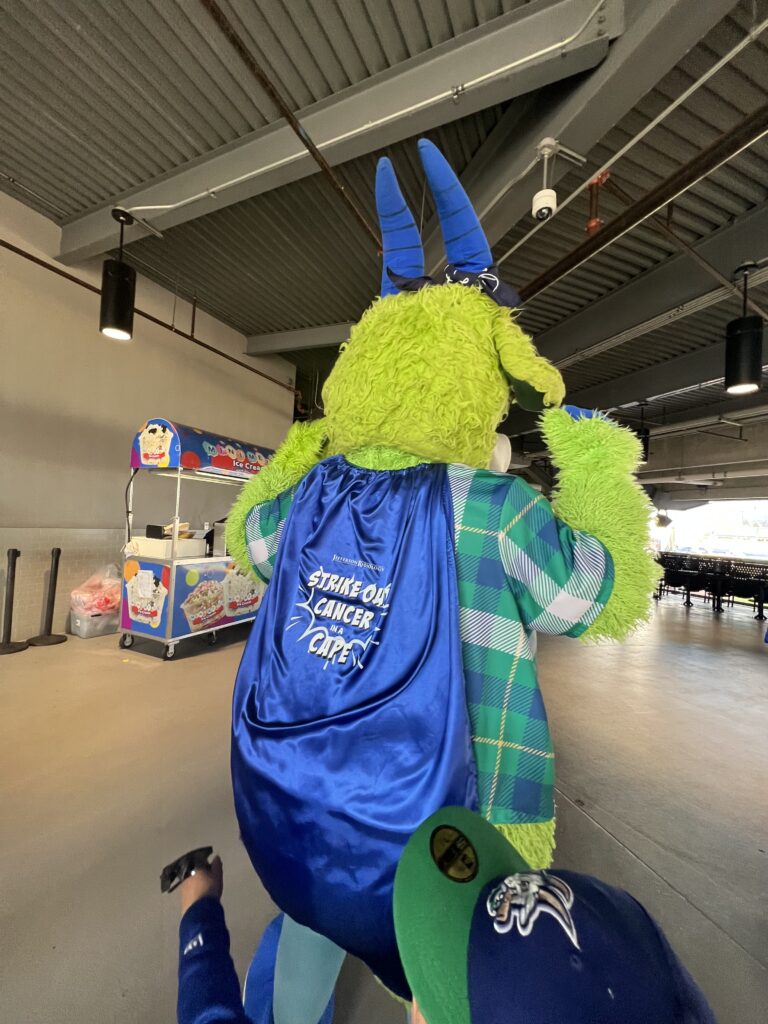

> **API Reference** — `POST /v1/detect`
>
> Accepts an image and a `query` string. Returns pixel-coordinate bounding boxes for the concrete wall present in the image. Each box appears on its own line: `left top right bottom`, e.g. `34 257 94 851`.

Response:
1 193 295 639
645 421 768 506
647 421 768 472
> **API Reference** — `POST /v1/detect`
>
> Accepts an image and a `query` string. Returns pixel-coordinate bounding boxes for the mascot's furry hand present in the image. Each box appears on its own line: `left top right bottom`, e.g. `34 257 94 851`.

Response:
541 407 661 642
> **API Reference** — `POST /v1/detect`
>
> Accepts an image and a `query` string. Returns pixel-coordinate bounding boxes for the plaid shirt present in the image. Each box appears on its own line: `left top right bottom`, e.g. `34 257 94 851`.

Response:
243 464 613 830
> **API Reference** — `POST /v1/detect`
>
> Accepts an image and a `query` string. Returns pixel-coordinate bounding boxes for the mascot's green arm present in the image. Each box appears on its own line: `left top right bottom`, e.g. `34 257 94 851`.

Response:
540 408 662 643
225 419 328 580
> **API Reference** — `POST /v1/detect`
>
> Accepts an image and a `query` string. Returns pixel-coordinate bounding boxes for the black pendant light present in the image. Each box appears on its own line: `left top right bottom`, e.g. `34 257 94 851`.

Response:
725 262 763 395
100 208 136 341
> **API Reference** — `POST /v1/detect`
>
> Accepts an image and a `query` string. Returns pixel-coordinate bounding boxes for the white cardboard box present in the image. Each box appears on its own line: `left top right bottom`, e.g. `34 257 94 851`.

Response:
125 537 206 559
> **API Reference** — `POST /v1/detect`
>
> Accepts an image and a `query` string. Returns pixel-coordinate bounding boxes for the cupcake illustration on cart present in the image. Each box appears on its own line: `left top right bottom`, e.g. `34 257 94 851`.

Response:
181 578 226 632
138 422 173 467
126 573 168 628
224 566 264 617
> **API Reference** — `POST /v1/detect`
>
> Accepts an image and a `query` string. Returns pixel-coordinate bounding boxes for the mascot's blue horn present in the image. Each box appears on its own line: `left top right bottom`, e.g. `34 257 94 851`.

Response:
375 157 425 298
418 138 492 273
376 142 516 306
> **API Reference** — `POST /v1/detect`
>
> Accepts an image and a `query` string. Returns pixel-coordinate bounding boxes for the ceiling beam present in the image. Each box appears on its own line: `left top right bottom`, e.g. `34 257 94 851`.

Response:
519 397 768 453
652 481 768 503
639 460 768 484
248 202 767 357
502 205 768 435
247 323 353 356
423 0 739 275
504 360 768 435
58 0 621 265
645 402 768 438
531 205 768 368
568 353 768 412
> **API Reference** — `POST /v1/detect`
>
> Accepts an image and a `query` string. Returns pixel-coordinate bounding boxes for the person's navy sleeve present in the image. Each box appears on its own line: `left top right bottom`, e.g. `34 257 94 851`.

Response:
178 897 249 1024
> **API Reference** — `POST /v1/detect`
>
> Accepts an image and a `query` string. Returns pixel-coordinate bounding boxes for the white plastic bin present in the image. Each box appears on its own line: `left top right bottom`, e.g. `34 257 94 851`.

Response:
70 611 119 639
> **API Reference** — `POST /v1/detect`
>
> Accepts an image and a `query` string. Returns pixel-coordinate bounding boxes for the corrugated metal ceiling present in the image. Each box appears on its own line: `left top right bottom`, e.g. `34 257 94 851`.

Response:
561 280 768 395
122 0 768 374
509 2 768 340
123 105 508 334
0 0 540 220
2 0 766 416
614 367 768 426
126 0 768 343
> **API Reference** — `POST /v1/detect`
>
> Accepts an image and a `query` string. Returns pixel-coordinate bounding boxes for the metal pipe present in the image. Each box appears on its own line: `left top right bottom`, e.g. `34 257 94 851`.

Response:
518 101 768 302
586 172 609 236
127 0 609 223
28 548 68 647
199 0 380 251
127 475 135 545
644 456 768 472
640 465 768 483
648 404 768 438
742 266 749 318
0 549 28 655
603 177 768 320
42 548 61 636
0 239 296 394
0 171 69 218
498 10 768 265
1 549 20 644
172 465 182 562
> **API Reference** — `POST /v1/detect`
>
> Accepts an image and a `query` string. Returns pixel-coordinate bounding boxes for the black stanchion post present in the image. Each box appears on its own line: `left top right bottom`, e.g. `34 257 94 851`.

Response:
0 548 29 655
29 547 68 647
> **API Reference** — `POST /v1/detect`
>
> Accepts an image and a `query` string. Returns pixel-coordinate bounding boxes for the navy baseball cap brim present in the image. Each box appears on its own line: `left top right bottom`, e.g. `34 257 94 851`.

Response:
395 807 716 1024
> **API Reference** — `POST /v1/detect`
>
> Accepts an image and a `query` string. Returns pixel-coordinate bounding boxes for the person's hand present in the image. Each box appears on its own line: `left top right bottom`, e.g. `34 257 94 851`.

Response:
179 854 223 915
411 1001 427 1024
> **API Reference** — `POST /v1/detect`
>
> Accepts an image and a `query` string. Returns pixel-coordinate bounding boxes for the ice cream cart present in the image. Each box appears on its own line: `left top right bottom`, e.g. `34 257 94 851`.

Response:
120 418 273 659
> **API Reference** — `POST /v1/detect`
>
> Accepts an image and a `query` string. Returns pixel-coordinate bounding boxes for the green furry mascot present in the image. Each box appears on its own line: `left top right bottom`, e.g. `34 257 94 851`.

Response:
226 139 660 1013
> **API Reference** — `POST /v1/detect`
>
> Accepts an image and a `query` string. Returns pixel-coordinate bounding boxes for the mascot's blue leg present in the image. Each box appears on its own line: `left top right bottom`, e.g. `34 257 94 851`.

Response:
243 913 342 1024
274 915 344 1024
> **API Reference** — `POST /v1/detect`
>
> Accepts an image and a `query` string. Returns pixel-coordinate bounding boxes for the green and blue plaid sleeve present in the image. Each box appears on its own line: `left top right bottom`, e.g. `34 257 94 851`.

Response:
243 486 297 584
499 478 614 637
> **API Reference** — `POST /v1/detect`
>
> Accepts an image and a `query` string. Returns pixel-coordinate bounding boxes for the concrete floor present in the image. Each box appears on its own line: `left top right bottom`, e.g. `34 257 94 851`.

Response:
0 601 766 1023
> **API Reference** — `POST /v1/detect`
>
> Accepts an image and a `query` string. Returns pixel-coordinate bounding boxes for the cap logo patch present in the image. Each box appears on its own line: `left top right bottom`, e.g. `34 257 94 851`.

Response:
430 826 479 883
487 872 580 949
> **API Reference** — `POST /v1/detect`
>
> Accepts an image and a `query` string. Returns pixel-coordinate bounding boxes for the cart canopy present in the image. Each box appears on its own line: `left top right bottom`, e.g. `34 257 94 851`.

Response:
130 418 273 478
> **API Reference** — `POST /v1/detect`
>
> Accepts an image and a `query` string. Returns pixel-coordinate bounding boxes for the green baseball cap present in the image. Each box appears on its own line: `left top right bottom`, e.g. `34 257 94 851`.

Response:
393 806 530 1024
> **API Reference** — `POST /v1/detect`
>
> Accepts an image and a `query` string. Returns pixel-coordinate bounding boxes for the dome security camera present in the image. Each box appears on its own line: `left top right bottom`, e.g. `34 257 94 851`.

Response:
528 138 584 225
532 188 557 221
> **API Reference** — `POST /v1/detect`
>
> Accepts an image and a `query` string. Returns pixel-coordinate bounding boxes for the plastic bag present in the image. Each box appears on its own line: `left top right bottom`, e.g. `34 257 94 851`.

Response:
70 564 122 615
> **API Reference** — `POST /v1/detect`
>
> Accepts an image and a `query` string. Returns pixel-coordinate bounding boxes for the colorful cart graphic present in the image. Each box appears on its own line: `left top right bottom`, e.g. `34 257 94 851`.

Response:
121 417 272 659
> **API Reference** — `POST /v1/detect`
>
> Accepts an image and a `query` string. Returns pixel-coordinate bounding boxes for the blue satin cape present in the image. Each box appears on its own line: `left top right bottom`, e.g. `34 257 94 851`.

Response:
232 457 478 998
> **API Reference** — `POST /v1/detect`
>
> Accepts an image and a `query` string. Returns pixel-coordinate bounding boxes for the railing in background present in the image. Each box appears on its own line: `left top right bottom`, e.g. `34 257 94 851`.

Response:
656 551 767 619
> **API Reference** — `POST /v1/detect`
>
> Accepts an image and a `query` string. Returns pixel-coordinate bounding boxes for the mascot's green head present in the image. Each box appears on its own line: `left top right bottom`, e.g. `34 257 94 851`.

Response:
322 139 564 468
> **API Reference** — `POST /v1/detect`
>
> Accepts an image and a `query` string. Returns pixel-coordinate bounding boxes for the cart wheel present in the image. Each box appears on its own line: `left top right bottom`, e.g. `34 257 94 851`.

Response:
163 644 177 661
206 631 218 646
119 634 134 649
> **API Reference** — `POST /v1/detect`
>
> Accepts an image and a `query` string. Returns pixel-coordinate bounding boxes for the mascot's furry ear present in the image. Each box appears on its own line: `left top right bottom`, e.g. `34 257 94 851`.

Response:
509 377 548 412
494 318 566 412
